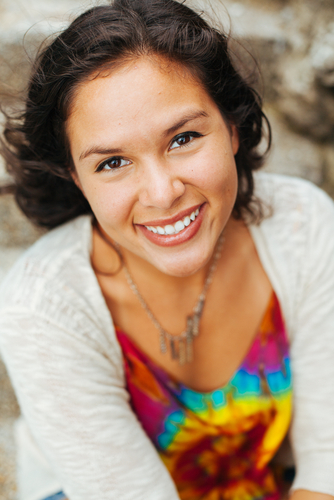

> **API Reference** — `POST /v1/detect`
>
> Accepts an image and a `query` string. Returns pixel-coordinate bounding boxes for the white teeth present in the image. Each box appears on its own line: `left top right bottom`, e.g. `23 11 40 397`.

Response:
145 207 200 235
174 220 185 233
183 216 191 227
165 225 176 235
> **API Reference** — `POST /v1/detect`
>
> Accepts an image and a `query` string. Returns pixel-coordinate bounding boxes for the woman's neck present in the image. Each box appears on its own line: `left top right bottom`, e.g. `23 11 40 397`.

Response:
121 244 212 296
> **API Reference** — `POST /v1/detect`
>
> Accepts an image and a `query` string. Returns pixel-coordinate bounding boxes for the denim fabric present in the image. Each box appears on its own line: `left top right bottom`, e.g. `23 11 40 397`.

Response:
43 492 66 500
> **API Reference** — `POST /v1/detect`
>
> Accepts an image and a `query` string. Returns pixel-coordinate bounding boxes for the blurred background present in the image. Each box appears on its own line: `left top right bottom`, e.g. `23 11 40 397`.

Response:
0 0 334 497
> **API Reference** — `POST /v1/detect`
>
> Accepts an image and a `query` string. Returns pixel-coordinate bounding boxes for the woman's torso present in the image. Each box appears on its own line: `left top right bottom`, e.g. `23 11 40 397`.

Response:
93 217 274 392
92 215 293 498
115 291 292 499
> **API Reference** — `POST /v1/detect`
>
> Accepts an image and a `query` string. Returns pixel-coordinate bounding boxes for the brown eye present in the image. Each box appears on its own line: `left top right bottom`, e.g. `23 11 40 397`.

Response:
109 158 123 168
177 135 191 146
96 157 131 172
169 131 202 151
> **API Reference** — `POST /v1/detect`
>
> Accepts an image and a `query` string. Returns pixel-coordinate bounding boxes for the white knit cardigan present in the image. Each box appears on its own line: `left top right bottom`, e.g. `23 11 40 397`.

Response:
0 173 334 500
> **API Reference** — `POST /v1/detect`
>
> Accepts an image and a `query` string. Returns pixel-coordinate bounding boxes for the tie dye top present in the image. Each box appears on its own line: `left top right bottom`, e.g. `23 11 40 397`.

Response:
116 293 292 500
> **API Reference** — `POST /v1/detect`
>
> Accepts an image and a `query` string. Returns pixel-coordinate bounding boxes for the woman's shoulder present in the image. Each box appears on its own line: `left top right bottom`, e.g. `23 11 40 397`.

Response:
253 171 334 236
254 171 334 213
0 215 95 316
0 214 120 371
24 213 92 268
0 214 118 359
252 171 334 271
251 172 334 337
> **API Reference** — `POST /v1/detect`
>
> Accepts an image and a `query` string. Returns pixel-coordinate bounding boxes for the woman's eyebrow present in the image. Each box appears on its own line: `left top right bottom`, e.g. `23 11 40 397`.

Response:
163 110 209 138
79 147 122 161
79 110 209 161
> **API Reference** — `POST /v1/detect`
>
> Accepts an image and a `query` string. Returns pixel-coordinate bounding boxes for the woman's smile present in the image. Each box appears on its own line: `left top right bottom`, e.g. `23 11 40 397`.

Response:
137 203 205 247
67 55 239 276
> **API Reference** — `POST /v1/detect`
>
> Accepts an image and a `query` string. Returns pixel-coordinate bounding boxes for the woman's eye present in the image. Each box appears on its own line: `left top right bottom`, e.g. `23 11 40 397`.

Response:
96 157 131 172
169 132 202 151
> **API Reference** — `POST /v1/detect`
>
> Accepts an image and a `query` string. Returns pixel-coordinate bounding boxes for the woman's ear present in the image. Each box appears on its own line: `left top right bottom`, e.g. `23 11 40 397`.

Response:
230 124 239 155
70 169 85 195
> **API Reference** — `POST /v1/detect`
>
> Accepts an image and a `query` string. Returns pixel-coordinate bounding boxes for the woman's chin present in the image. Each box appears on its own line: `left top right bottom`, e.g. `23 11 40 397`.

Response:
148 251 213 278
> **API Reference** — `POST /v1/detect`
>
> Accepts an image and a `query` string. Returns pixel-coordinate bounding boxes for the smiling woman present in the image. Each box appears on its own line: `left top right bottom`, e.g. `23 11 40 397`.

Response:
0 1 334 500
68 57 239 276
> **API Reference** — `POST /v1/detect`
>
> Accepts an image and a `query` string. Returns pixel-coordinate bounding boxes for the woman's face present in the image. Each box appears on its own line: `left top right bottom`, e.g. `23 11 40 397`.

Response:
67 56 239 277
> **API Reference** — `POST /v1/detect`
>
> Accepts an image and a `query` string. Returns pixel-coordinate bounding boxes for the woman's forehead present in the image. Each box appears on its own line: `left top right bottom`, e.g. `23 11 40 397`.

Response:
70 55 204 114
66 56 217 157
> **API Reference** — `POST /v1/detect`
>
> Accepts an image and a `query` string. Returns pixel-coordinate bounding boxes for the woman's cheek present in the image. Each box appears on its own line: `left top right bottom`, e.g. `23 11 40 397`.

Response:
91 185 135 228
193 152 237 197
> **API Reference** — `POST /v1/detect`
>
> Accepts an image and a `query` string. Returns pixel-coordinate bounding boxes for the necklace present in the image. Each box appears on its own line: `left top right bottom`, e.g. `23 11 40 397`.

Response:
94 222 224 365
124 234 224 365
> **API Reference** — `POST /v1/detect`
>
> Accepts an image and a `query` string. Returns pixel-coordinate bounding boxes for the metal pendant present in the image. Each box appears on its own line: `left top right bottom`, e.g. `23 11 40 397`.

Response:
186 329 193 363
179 339 186 365
159 330 167 354
167 336 193 365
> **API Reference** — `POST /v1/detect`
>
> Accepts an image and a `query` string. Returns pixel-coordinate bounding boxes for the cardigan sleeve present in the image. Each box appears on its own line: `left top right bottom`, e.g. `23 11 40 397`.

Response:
0 305 180 500
290 185 334 495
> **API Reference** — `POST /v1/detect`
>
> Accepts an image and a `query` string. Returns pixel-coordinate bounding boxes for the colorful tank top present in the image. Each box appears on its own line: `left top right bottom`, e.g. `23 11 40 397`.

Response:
116 293 292 500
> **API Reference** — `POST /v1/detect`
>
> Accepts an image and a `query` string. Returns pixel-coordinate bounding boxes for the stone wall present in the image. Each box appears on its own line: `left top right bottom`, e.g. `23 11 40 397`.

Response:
0 0 333 497
193 0 334 189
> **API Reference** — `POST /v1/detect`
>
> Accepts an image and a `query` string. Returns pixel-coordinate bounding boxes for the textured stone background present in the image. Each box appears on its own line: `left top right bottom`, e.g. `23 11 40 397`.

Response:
0 0 334 497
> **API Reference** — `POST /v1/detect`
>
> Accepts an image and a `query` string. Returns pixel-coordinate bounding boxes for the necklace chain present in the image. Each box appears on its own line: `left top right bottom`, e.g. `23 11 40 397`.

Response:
93 220 224 365
122 233 224 365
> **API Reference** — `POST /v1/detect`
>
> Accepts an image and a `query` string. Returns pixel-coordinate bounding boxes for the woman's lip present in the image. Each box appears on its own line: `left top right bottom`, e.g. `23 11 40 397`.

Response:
137 203 202 227
137 204 205 247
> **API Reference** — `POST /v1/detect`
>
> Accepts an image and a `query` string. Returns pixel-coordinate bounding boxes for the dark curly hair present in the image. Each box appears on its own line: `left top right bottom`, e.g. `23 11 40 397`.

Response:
0 0 271 229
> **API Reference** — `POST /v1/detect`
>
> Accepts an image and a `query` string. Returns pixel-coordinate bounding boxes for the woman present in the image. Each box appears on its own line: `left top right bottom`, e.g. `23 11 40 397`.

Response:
0 1 334 499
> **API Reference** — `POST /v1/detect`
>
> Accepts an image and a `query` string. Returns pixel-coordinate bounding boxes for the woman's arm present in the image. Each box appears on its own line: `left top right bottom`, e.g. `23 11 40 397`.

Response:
0 306 180 500
288 184 334 496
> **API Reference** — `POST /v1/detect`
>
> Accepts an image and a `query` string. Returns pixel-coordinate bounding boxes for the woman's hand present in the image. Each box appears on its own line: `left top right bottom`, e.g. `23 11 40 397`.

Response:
290 491 334 500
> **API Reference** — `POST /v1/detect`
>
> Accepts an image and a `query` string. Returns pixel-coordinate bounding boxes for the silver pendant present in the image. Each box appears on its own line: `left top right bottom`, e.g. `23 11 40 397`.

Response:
159 330 167 354
186 329 193 363
179 339 186 365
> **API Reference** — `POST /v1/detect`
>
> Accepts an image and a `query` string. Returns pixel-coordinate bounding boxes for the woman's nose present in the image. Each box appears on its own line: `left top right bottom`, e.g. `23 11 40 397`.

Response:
138 159 186 209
